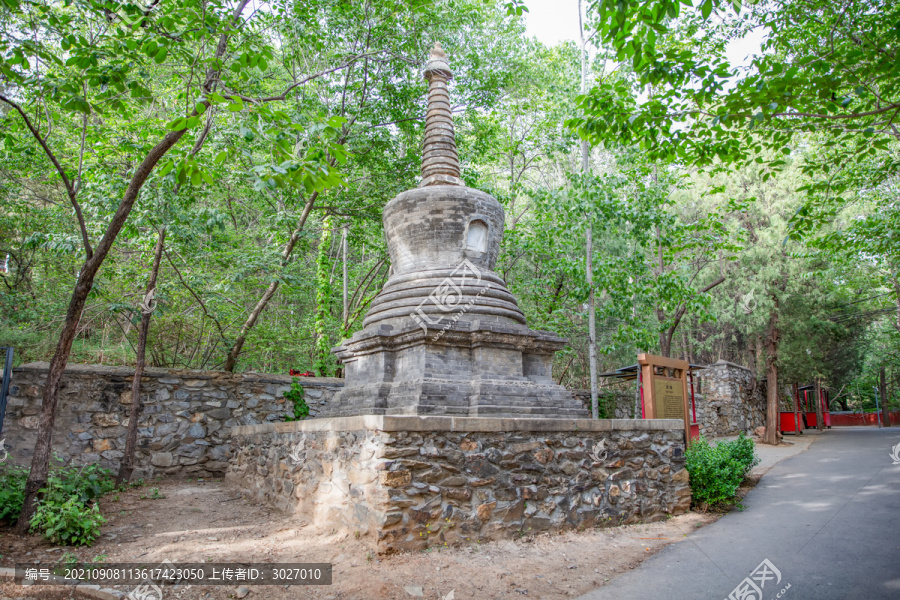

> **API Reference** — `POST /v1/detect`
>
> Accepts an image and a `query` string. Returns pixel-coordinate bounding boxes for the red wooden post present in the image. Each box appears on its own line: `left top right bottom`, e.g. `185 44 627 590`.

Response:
688 368 700 440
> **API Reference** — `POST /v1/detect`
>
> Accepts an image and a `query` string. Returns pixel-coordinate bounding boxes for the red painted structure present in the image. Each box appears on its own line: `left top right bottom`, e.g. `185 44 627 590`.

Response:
779 383 804 435
829 411 900 427
798 385 831 428
780 410 802 434
781 384 837 433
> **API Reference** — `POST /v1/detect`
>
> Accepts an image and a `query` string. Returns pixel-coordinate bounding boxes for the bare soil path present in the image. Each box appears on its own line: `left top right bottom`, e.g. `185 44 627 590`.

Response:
1 479 716 600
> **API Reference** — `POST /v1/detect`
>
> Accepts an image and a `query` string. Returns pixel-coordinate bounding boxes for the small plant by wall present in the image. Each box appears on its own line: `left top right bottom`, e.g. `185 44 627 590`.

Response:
283 378 310 421
0 462 116 546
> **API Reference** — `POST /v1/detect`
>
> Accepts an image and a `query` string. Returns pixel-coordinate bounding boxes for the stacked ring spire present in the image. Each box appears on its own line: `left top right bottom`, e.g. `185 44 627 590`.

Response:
420 42 464 187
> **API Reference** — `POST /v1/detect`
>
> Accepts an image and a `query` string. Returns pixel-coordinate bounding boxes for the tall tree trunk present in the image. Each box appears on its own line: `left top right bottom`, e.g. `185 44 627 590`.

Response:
764 302 780 445
686 319 695 363
881 366 890 428
342 224 349 331
586 222 599 418
116 228 166 487
659 329 671 358
16 275 92 532
755 333 764 380
815 378 824 432
890 365 896 425
656 222 667 357
894 277 900 335
748 334 757 375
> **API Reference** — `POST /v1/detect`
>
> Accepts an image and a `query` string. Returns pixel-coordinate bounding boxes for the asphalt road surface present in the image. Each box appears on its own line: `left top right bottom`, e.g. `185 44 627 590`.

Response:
578 427 900 600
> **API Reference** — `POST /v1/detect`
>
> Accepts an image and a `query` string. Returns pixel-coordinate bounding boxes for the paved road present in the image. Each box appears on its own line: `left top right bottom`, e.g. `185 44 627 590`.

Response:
578 427 900 600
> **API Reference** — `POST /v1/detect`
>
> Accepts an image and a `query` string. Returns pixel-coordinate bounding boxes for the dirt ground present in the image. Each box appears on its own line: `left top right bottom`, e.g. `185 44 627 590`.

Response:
0 479 719 600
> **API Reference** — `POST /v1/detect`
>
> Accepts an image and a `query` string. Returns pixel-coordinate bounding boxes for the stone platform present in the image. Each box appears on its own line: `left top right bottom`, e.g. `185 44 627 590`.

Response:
226 416 691 554
322 319 587 418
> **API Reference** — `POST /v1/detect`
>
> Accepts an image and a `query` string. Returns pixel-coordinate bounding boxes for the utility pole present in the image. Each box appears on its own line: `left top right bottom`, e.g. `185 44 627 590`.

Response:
579 0 599 419
342 223 349 332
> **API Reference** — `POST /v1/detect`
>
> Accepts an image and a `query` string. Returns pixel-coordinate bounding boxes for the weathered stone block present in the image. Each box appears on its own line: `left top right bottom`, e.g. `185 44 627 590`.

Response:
379 470 412 487
151 452 174 467
476 501 496 521
19 416 39 429
92 439 115 452
188 423 206 438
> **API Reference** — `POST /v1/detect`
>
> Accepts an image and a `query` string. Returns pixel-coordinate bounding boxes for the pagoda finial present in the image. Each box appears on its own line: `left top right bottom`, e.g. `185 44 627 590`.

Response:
420 42 463 187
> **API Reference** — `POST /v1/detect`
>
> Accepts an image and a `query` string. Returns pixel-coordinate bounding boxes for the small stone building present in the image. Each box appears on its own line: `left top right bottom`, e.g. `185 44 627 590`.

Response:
694 361 766 438
575 360 766 438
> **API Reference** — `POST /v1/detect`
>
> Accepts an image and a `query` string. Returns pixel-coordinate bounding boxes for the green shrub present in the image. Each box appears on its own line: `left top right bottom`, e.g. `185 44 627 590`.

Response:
0 465 28 523
29 464 115 545
685 434 758 507
0 462 115 545
46 463 117 505
720 432 760 475
30 496 106 546
283 378 310 421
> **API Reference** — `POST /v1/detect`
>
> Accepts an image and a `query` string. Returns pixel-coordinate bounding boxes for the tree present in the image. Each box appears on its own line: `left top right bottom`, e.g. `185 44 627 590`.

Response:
1 0 347 527
572 0 900 242
577 0 600 418
765 290 781 442
116 226 165 486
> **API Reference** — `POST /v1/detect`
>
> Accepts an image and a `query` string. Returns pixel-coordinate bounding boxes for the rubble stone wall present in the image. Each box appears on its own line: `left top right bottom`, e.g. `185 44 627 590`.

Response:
226 416 691 554
694 360 766 438
573 390 639 419
1 362 342 479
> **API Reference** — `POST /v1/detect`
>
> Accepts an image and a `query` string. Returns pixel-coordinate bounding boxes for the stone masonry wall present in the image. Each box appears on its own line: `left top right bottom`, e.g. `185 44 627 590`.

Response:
227 416 691 554
1 362 342 479
694 360 766 438
573 390 639 419
573 361 765 438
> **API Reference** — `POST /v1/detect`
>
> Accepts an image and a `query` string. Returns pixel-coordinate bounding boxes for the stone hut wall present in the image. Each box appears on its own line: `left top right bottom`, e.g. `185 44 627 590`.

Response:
227 416 691 554
694 360 766 438
573 390 638 419
1 362 342 479
574 360 765 438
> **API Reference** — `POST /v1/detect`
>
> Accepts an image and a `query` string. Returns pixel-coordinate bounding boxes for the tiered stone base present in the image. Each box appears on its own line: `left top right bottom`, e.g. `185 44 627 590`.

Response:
323 320 588 418
226 416 691 554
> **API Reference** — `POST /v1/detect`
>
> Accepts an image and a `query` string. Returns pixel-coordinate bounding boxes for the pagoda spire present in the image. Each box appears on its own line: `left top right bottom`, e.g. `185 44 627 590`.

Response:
420 42 463 187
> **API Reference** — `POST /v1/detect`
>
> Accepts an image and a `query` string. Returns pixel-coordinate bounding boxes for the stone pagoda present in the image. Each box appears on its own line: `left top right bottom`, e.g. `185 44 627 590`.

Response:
227 53 690 548
321 43 587 419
